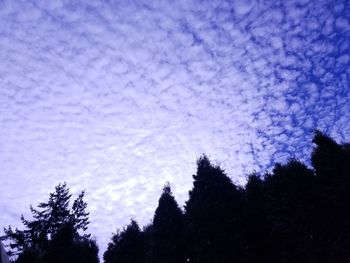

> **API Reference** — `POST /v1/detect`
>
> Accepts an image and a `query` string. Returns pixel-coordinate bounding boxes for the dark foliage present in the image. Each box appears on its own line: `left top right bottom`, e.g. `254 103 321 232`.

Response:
3 131 350 263
184 155 246 263
311 130 350 262
1 183 98 263
42 222 99 263
149 184 185 263
103 220 146 263
104 131 350 263
264 160 315 263
243 174 273 263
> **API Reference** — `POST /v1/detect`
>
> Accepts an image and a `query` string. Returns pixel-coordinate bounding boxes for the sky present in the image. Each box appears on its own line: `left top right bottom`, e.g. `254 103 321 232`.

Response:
0 0 349 256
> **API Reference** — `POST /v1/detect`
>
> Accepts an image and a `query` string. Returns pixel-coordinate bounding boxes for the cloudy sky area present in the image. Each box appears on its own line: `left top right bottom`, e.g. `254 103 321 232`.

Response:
0 0 349 255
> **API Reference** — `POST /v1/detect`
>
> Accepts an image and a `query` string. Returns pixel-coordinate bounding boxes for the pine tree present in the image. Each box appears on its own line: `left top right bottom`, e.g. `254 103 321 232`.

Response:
184 155 245 263
42 222 99 263
264 160 315 263
71 191 90 235
2 183 95 262
311 130 350 262
149 184 185 263
244 173 273 263
104 220 146 263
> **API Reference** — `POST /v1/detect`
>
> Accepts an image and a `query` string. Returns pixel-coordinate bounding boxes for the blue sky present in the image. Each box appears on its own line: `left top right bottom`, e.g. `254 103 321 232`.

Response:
0 0 349 256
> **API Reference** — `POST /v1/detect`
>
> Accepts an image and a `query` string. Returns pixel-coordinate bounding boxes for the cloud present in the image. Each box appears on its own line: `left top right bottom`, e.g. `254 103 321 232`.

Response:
232 0 256 15
0 0 349 256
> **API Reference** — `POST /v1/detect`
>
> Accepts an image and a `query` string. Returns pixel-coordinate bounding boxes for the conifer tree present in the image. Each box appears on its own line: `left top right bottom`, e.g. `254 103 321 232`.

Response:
42 222 99 263
311 130 350 262
149 184 185 263
184 155 245 263
2 183 96 262
244 174 272 263
104 220 146 263
142 223 153 263
264 160 314 263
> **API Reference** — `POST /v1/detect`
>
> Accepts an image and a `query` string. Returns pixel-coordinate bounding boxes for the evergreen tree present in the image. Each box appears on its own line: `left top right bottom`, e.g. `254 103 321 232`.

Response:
264 160 315 263
104 220 146 263
312 130 348 181
2 183 97 262
311 131 350 262
149 184 185 263
142 223 153 263
42 222 99 263
15 247 41 263
71 191 90 234
184 155 245 263
244 173 273 263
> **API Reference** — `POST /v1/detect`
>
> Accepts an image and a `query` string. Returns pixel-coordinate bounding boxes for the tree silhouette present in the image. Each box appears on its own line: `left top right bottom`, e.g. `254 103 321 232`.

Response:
141 223 153 263
149 183 185 263
15 247 41 263
184 155 245 263
3 130 350 263
264 160 315 263
311 130 350 262
104 220 146 263
244 173 273 263
102 132 350 263
42 222 99 263
2 183 97 263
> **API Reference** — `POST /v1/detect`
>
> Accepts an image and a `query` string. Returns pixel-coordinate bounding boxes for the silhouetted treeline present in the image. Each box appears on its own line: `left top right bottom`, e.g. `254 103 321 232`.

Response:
104 131 350 263
2 131 350 263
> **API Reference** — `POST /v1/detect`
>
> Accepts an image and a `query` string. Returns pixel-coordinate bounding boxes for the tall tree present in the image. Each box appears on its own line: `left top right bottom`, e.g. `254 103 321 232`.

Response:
149 184 185 263
2 183 96 262
264 160 315 263
71 191 90 234
142 223 153 263
104 220 146 263
311 130 350 262
42 222 99 263
244 173 273 263
184 155 245 263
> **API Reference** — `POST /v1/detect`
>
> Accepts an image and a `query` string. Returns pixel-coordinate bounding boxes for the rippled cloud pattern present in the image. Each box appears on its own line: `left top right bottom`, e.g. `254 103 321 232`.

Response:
0 0 349 254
